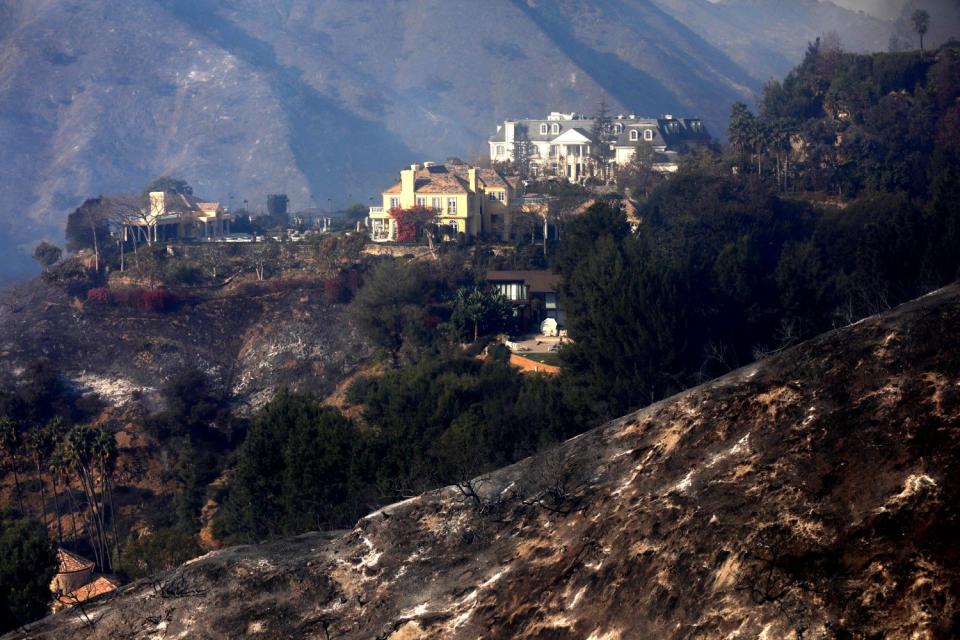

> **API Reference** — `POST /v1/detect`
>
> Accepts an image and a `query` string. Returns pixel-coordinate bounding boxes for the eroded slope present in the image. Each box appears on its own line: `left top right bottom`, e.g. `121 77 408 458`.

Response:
12 285 960 639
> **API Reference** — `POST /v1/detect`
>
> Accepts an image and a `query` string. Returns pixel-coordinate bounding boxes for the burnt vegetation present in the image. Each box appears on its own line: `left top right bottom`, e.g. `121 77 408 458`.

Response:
0 42 959 637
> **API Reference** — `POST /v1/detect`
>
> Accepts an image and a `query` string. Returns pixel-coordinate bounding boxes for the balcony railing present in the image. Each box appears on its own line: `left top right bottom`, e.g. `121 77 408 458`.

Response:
369 206 384 215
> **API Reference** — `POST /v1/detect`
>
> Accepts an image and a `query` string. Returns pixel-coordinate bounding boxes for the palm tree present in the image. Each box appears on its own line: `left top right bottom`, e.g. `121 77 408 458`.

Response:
912 9 930 53
0 416 25 514
26 426 53 529
455 287 513 342
50 442 79 544
64 425 111 571
92 426 121 565
456 288 487 343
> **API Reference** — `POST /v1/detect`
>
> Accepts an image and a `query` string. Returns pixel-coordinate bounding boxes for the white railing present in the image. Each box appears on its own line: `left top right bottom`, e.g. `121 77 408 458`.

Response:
369 206 384 215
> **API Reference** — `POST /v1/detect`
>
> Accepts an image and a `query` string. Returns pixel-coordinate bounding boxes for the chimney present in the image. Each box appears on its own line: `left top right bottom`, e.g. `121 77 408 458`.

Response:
468 168 478 193
149 191 165 220
400 169 415 207
410 163 421 171
504 120 516 144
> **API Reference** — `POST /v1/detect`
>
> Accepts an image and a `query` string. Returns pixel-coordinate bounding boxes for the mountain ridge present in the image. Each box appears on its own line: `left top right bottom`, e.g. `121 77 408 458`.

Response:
0 0 907 279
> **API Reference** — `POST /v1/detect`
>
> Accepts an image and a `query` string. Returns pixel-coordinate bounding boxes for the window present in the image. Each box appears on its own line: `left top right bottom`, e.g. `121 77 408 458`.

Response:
495 282 527 301
629 130 639 141
416 196 427 208
496 191 505 202
614 123 623 134
551 123 560 135
644 129 654 141
496 144 504 156
370 219 392 241
389 197 401 210
540 123 548 135
431 197 441 211
447 197 458 214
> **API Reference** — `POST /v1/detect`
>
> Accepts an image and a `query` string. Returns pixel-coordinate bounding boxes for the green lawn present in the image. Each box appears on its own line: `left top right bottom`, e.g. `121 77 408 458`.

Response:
519 352 563 366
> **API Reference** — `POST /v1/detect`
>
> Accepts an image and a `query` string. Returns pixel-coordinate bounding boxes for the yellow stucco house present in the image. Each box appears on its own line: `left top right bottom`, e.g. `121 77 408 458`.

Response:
368 163 518 242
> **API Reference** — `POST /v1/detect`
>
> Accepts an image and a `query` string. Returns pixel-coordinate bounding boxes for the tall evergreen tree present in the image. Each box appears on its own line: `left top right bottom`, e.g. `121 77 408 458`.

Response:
590 97 613 178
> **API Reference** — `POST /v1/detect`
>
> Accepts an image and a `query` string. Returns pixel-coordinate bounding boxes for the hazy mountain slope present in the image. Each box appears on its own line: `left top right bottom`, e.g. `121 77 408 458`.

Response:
13 284 960 639
0 0 914 279
652 0 894 82
890 0 960 51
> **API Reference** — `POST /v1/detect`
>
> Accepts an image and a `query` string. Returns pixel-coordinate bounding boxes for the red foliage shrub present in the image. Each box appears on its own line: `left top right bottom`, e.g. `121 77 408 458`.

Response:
388 205 435 243
322 275 349 303
110 288 144 307
269 276 315 292
236 281 269 297
137 290 178 312
86 287 112 304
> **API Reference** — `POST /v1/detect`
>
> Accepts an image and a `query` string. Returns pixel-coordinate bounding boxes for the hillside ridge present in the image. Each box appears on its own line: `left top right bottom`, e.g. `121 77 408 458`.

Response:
11 283 959 639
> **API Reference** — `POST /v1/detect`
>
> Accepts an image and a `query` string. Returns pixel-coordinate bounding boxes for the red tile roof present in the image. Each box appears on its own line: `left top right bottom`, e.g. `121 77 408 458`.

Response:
56 548 95 574
59 576 120 605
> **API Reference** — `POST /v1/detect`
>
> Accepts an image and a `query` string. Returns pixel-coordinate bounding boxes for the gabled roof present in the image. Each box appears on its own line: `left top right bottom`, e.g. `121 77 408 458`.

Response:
56 548 95 574
383 165 470 195
491 114 709 150
551 128 593 144
384 164 513 196
60 576 120 604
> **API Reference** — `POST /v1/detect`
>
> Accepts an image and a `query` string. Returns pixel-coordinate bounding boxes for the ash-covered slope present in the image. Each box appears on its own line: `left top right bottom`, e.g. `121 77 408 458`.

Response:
13 285 960 639
0 280 368 412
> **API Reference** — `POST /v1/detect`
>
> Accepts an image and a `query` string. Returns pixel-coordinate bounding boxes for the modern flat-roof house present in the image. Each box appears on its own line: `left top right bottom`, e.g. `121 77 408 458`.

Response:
368 163 519 243
485 270 564 333
489 111 709 180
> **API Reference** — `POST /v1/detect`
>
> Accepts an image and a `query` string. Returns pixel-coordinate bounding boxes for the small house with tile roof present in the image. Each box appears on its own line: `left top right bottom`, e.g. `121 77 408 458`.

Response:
368 163 518 243
50 548 95 595
53 576 120 612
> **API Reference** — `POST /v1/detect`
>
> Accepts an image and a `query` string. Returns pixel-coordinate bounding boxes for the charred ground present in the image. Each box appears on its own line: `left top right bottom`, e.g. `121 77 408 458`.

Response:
0 278 368 412
10 284 959 639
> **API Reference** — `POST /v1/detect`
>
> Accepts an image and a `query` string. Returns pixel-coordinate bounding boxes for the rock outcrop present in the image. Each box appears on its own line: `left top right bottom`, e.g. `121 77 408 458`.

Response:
10 285 960 639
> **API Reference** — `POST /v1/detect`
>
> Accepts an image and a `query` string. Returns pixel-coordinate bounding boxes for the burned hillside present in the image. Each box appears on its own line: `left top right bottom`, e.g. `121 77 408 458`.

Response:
10 284 960 639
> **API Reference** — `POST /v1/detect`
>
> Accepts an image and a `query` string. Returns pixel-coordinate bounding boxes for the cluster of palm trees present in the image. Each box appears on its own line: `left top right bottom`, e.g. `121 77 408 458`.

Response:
0 416 119 572
727 102 796 191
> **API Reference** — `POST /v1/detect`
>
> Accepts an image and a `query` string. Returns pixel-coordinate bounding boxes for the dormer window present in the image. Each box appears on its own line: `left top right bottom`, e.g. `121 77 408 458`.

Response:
551 123 560 135
614 123 623 134
644 129 654 141
540 123 548 135
629 130 639 142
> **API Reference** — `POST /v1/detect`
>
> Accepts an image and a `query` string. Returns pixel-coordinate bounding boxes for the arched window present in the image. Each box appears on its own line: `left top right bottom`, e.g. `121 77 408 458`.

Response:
644 129 654 141
614 123 623 134
551 123 560 135
629 130 639 141
540 123 548 135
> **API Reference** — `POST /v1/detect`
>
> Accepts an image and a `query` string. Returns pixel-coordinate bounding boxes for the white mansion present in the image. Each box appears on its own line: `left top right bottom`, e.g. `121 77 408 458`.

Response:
488 111 709 181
